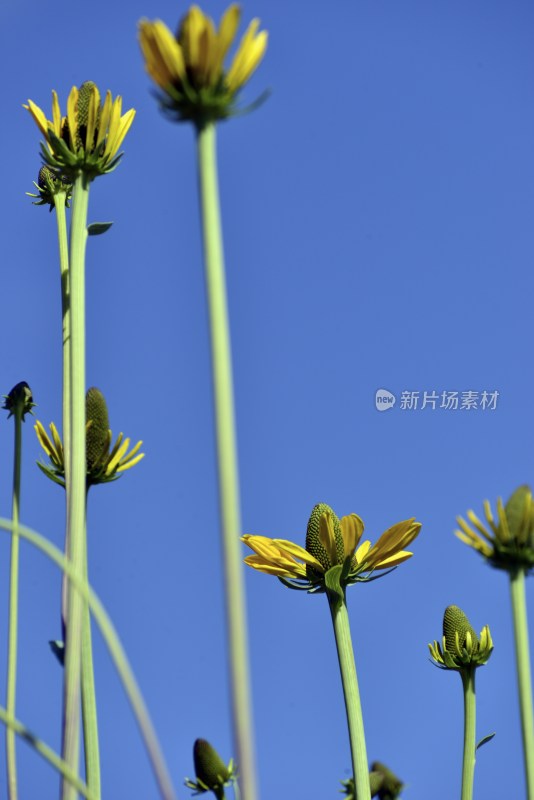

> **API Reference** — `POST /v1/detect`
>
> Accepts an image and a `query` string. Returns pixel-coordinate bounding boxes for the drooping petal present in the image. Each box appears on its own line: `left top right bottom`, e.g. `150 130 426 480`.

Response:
465 510 494 542
318 513 339 567
367 519 420 563
371 550 414 569
340 513 364 558
354 539 371 565
25 100 50 138
271 538 324 570
243 555 305 579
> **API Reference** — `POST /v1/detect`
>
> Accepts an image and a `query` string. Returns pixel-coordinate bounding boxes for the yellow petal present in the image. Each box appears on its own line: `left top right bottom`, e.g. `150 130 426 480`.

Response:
455 529 492 557
67 86 79 151
465 510 493 542
210 4 240 80
107 436 131 474
340 514 364 558
51 91 62 138
354 539 371 564
226 20 267 92
96 91 113 150
180 6 207 68
271 538 324 570
368 519 420 563
318 513 338 566
496 498 511 542
116 452 145 472
243 555 305 579
371 550 414 569
104 108 136 161
25 100 50 138
139 20 186 87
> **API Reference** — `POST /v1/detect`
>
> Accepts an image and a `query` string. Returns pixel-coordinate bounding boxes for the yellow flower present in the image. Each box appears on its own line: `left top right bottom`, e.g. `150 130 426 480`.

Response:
25 81 135 179
456 485 534 573
243 503 421 592
35 388 144 488
429 605 493 671
138 4 268 124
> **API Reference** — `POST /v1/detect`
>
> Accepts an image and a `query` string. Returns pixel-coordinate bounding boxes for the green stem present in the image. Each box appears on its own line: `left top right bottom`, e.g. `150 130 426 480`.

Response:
81 499 100 797
54 190 71 477
328 596 370 800
61 172 90 800
196 121 258 800
53 190 72 710
0 706 96 800
5 405 24 799
0 517 178 800
460 668 476 800
510 568 534 799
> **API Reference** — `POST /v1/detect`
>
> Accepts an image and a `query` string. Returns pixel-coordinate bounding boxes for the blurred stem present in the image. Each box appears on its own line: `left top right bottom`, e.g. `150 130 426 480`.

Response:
460 668 476 800
0 705 96 800
196 121 258 800
0 517 178 800
61 172 90 800
510 568 534 799
5 401 24 799
328 596 370 800
81 500 100 798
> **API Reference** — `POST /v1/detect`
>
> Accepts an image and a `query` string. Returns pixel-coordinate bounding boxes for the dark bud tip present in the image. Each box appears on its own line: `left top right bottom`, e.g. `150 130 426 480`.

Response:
2 381 35 420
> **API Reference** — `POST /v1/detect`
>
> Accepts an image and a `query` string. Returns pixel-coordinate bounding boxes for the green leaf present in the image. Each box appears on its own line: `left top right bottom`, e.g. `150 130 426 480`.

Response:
325 565 344 608
87 222 113 236
476 732 496 750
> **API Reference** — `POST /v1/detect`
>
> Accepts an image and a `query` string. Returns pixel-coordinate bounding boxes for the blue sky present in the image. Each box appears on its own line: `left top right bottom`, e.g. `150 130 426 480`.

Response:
0 0 533 797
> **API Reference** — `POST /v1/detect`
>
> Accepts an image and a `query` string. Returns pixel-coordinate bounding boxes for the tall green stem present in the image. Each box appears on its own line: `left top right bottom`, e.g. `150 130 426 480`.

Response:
510 568 534 799
196 122 258 800
61 172 90 800
460 668 476 800
5 403 24 799
0 517 178 800
81 500 100 797
0 705 96 800
54 190 71 473
328 596 370 800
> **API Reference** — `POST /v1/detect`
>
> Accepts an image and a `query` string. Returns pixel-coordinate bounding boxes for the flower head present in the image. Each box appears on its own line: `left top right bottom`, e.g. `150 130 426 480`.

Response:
184 738 236 796
456 486 534 574
242 503 421 593
25 82 135 179
138 4 268 125
2 382 35 421
27 165 73 210
341 761 404 799
429 605 493 671
35 387 144 488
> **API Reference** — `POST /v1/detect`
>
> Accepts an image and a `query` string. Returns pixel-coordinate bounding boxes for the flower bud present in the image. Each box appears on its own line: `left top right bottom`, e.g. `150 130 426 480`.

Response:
86 387 110 471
